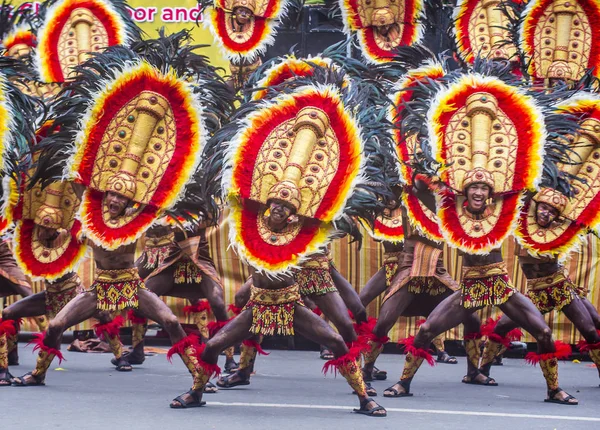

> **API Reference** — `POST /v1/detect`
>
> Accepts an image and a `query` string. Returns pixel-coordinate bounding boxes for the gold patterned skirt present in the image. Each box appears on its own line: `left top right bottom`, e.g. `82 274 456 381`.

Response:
383 252 402 288
243 284 304 336
460 262 515 309
383 242 456 303
92 268 146 311
45 273 83 318
296 255 337 297
139 235 221 287
526 271 576 314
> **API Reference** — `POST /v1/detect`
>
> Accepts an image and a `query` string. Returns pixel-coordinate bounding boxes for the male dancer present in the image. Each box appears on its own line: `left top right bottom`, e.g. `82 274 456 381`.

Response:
12 32 231 408
386 75 578 404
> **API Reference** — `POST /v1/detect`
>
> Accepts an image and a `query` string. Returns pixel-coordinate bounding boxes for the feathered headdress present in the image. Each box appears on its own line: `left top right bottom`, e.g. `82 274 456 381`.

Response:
31 31 234 250
515 92 600 257
33 0 141 83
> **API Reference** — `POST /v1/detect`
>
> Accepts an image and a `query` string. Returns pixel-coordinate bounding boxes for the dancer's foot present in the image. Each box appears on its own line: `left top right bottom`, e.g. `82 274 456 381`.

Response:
204 381 218 393
320 348 334 360
170 389 205 408
216 371 250 388
545 388 578 405
11 372 45 386
353 397 387 417
114 357 133 372
461 372 497 386
436 351 457 364
383 381 412 397
0 368 12 386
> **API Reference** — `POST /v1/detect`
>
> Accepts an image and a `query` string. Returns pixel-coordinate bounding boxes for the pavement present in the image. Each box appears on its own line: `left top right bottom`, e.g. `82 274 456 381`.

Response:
2 343 600 430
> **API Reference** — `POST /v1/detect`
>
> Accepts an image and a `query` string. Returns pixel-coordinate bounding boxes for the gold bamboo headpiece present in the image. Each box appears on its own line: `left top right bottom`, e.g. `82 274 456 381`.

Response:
34 0 135 83
533 187 568 214
521 0 600 83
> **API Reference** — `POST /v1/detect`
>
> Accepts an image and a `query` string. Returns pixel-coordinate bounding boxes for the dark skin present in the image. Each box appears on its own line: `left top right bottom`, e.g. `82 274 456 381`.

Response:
0 227 77 384
485 203 600 381
358 191 480 392
231 6 252 31
385 182 575 402
126 224 230 365
195 202 386 415
14 191 196 406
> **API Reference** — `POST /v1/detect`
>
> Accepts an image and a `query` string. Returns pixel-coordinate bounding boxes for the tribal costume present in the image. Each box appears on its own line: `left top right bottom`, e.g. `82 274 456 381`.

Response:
388 55 580 403
192 57 394 416
480 94 600 383
199 0 289 90
122 221 235 376
0 43 48 384
11 31 233 409
358 51 477 395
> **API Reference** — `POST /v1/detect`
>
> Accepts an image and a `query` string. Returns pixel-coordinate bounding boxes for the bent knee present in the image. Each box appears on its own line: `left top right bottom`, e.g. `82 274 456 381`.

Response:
162 315 180 332
535 327 553 344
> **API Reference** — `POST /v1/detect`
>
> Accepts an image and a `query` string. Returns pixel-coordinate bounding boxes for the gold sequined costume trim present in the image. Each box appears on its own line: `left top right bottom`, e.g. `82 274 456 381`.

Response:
243 284 304 336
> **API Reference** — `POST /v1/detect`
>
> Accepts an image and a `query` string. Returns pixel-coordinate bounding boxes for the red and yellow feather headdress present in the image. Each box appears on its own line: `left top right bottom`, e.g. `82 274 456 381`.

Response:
223 84 366 273
389 62 445 242
427 74 545 253
205 0 288 63
34 0 138 83
520 0 600 82
339 0 424 63
515 94 600 257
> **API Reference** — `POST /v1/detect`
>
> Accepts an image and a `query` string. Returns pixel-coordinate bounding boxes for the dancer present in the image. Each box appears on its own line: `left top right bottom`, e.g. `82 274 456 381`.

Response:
386 70 579 404
182 62 393 415
481 94 600 383
11 32 232 409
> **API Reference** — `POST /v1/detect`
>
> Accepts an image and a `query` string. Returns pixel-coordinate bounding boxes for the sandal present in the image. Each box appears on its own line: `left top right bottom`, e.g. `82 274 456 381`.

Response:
462 374 498 386
170 389 206 409
0 370 13 386
544 387 578 405
320 349 334 360
353 397 387 417
204 381 218 394
216 372 250 388
383 381 412 397
115 357 133 372
353 382 377 396
437 352 458 364
372 366 387 380
12 372 45 386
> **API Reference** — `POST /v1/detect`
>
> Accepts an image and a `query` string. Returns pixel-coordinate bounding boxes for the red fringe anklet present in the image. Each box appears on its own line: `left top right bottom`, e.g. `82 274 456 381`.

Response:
28 332 65 364
506 328 523 341
400 336 435 366
481 317 501 337
525 341 572 365
194 343 221 377
577 339 600 353
488 333 511 348
242 339 269 355
127 310 147 325
93 315 124 339
183 300 212 315
0 319 17 337
322 343 363 375
167 334 200 363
